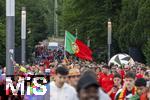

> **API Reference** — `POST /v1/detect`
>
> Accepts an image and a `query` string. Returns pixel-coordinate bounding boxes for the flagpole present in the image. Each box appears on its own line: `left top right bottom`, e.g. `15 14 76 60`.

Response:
64 30 66 58
75 29 78 61
75 29 78 39
87 36 90 47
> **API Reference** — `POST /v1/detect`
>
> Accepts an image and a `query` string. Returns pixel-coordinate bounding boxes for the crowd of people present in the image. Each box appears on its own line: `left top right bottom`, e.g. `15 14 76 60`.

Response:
0 44 150 100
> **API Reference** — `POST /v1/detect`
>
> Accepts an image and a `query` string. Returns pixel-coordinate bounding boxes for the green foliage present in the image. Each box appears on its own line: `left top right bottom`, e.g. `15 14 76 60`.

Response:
141 0 150 64
0 0 54 65
0 0 149 64
0 0 5 65
0 23 6 65
14 0 52 63
60 0 121 61
143 40 150 65
60 0 150 63
116 0 150 64
117 0 139 50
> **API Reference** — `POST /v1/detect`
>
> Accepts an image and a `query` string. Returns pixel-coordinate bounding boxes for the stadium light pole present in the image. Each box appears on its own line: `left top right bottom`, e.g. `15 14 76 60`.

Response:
21 7 26 65
6 0 15 75
107 19 112 62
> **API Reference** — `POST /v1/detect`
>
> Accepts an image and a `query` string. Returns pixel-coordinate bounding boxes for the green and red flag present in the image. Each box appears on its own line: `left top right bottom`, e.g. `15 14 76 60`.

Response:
65 31 92 61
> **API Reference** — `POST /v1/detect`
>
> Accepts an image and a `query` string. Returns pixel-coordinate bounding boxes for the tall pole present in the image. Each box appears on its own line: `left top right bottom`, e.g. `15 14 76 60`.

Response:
107 19 112 62
6 0 15 75
54 0 58 37
21 7 26 65
75 29 78 60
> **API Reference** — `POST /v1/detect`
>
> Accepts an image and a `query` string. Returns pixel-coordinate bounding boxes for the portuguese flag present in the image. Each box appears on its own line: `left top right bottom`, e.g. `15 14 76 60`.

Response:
65 31 93 61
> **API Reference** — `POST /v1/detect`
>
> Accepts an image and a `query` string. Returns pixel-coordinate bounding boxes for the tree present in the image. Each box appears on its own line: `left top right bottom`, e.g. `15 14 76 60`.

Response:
0 23 6 65
15 0 54 63
0 0 53 65
117 0 140 52
60 0 121 61
116 0 150 63
140 0 150 65
143 40 150 65
0 0 6 65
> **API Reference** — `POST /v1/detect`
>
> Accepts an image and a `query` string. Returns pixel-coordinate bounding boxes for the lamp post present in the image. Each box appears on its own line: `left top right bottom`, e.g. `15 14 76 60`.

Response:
54 0 58 37
107 19 112 62
21 7 26 65
6 0 15 75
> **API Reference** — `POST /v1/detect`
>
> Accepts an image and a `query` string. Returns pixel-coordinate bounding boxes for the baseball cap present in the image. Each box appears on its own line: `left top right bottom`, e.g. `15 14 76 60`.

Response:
77 74 99 92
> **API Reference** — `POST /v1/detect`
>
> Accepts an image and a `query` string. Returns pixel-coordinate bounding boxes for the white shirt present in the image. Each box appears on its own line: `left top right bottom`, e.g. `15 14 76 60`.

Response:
99 88 111 100
50 81 78 100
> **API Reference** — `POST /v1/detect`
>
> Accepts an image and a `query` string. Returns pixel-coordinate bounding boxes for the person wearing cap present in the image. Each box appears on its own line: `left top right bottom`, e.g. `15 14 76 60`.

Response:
108 73 122 100
68 68 80 88
82 69 111 100
98 65 114 93
115 71 137 100
130 78 147 100
76 73 99 100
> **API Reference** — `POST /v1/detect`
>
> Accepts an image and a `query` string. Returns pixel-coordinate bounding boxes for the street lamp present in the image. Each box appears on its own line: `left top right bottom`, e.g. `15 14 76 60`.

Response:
21 7 26 65
6 0 15 75
107 19 112 62
54 0 58 37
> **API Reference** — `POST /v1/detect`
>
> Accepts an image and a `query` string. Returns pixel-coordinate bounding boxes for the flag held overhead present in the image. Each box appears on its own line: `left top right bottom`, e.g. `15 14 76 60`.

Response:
65 31 93 61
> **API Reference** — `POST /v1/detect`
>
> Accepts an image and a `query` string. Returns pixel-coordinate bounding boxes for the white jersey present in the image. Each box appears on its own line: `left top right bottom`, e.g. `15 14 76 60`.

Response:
50 81 78 100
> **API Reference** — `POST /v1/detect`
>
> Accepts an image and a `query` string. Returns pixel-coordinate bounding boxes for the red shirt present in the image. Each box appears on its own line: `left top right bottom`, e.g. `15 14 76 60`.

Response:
98 72 114 93
140 92 148 100
136 73 143 79
44 60 50 68
110 92 116 100
119 69 125 79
